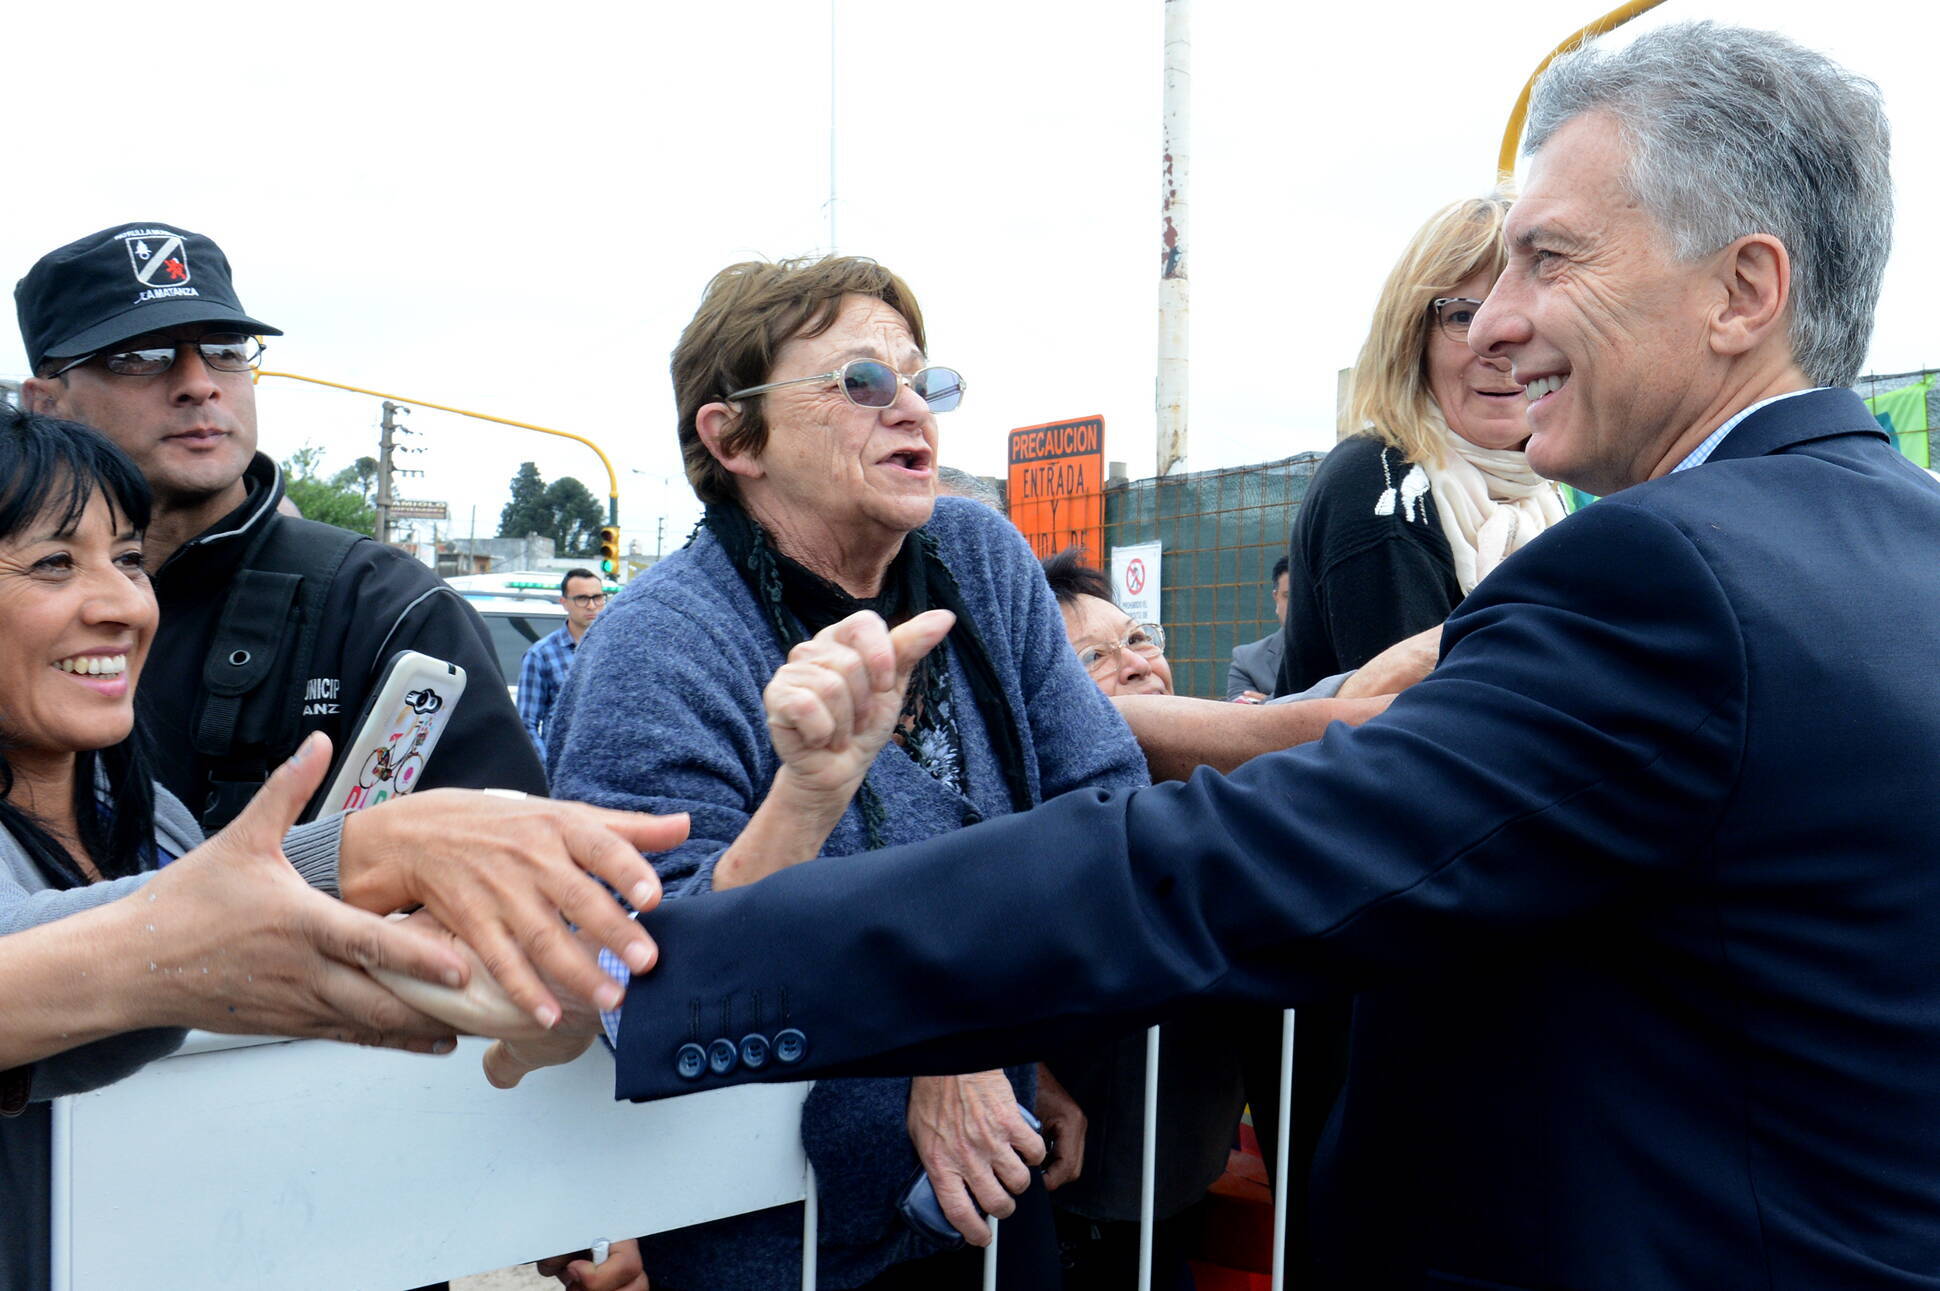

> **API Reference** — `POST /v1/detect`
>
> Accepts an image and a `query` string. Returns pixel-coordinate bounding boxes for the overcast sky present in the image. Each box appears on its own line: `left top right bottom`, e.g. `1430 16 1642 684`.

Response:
3 2 1931 553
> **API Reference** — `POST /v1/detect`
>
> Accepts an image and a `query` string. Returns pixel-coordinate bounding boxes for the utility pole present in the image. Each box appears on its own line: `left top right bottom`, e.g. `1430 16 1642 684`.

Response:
374 400 409 544
1156 0 1191 477
827 0 839 253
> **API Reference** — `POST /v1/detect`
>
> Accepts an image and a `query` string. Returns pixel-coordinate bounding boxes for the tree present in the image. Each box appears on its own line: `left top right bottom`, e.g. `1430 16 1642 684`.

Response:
496 463 605 556
282 445 375 535
544 476 606 556
330 456 379 505
499 462 550 539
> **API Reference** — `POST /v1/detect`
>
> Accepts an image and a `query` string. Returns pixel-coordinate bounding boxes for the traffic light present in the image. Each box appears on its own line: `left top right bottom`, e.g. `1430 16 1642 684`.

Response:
598 525 621 577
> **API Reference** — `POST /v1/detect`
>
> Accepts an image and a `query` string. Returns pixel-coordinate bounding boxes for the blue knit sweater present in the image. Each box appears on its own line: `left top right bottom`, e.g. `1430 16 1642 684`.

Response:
547 497 1148 1290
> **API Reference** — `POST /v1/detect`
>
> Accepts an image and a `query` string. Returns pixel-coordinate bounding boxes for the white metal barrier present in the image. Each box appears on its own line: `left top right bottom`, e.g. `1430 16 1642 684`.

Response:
1272 1007 1296 1291
50 1033 817 1290
1136 1012 1297 1291
52 1012 1300 1290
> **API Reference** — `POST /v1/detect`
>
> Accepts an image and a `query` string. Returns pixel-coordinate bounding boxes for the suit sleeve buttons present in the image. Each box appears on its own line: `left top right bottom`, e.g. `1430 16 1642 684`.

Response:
707 1037 740 1076
675 1043 707 1080
773 1028 807 1065
739 1033 771 1070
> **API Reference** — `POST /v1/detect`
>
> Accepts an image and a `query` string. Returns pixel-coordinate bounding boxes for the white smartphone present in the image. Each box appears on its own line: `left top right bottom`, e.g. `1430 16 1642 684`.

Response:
311 650 467 820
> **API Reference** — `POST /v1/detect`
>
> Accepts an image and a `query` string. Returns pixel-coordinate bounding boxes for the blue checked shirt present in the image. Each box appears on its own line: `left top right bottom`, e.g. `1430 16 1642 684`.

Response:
599 946 627 1045
1671 389 1820 474
516 626 578 756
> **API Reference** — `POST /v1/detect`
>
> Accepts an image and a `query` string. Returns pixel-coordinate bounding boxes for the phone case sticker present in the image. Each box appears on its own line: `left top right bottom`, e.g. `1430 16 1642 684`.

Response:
337 685 449 813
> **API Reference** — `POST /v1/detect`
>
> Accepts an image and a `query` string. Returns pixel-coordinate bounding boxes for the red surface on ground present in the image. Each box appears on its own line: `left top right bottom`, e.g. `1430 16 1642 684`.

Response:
1188 1262 1274 1291
1190 1119 1279 1280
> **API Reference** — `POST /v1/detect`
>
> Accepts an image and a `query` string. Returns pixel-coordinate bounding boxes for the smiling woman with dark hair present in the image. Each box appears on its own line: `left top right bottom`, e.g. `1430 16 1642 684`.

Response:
0 404 199 1289
0 407 162 893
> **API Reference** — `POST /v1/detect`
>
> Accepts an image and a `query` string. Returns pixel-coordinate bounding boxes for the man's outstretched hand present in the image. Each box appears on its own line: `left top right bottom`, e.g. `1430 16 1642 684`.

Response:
365 911 603 1088
336 788 689 1030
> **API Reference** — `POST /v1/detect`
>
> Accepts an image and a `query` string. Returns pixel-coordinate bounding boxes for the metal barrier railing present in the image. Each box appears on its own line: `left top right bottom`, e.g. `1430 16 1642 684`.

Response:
53 1015 1301 1289
51 1033 815 1290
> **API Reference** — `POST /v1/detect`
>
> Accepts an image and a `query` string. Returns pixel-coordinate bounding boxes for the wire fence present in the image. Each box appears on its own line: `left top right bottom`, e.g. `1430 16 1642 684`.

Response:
1102 454 1323 700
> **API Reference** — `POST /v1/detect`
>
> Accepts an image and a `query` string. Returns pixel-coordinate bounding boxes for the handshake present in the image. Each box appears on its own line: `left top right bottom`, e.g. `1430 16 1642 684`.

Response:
66 731 683 1085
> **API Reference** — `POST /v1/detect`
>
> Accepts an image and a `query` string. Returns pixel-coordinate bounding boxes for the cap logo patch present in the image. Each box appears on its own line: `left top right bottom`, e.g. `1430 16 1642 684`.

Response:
121 232 190 288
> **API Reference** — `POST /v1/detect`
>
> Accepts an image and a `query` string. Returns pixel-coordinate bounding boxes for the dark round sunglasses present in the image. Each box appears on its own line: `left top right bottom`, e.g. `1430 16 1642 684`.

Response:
727 358 966 412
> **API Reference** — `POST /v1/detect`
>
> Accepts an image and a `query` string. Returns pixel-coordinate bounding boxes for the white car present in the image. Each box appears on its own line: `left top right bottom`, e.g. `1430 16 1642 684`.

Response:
454 589 569 702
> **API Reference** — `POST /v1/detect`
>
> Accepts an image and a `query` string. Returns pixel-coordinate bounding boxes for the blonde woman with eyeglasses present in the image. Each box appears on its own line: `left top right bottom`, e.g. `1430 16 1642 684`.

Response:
1276 193 1567 698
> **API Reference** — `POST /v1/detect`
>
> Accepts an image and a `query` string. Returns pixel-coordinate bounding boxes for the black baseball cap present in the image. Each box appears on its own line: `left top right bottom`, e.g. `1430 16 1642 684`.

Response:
15 222 282 373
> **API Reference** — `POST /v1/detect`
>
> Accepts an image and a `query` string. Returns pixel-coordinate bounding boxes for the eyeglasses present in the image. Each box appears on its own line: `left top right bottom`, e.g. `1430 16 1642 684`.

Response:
727 358 966 412
51 333 264 378
1429 298 1485 343
566 593 607 608
1074 622 1167 678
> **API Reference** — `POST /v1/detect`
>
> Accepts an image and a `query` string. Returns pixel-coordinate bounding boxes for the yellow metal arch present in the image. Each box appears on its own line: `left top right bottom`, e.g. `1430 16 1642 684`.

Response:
1498 0 1669 180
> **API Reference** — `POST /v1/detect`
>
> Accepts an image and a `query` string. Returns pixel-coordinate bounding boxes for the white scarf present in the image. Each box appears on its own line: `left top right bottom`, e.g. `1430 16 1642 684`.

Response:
1422 410 1567 594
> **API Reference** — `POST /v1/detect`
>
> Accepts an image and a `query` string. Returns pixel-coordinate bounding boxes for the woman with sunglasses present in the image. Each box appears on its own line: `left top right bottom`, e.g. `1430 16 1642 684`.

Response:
544 256 1146 1291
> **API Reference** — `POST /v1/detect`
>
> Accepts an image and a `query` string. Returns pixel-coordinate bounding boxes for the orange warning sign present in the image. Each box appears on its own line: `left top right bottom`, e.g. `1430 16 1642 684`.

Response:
1007 414 1104 564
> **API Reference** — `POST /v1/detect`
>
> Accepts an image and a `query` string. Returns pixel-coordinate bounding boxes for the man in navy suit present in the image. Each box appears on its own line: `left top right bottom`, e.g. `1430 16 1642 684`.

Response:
585 22 1937 1288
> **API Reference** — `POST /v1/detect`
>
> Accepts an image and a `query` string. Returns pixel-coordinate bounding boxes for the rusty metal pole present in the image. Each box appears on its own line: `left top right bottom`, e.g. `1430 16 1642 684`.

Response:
1156 0 1190 478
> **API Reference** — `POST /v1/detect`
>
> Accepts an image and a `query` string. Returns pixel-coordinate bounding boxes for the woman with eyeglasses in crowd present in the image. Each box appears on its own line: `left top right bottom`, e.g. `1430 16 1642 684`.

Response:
1265 192 1568 1281
1276 191 1567 696
542 256 1147 1291
1041 550 1174 699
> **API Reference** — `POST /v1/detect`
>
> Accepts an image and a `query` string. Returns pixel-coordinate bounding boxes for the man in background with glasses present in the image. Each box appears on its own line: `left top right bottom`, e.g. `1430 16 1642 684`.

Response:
15 222 546 833
518 568 607 757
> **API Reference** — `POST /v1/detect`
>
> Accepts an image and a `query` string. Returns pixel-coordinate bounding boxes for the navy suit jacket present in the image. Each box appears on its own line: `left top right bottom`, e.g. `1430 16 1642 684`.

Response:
619 389 1940 1289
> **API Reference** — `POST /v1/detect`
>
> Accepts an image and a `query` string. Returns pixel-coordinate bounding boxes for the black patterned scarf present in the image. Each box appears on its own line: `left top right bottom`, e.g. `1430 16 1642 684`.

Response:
703 502 1033 846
